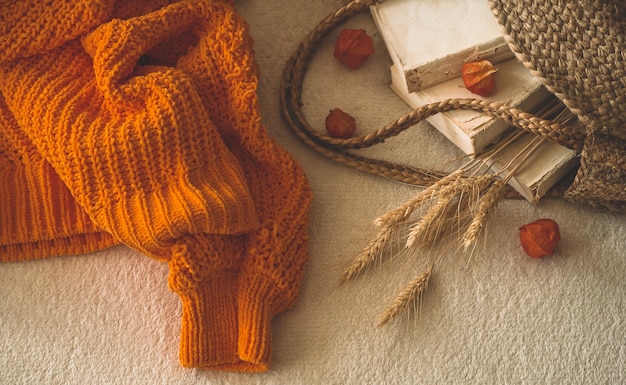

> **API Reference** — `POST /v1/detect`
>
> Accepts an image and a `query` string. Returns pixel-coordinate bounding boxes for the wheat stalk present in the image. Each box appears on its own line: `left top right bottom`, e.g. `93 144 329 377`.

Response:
340 223 397 281
374 168 466 229
377 266 432 327
461 134 548 252
342 169 471 281
406 174 497 249
405 188 455 249
462 178 508 251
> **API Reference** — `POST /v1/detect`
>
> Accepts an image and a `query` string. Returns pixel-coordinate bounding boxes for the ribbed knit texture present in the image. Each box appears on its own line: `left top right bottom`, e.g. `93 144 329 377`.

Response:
0 95 118 261
0 0 311 372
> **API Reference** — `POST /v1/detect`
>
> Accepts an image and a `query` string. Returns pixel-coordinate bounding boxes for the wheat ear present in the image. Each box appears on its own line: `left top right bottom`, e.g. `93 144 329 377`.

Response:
462 179 507 251
445 175 493 234
377 266 432 327
405 188 456 249
341 223 398 281
374 169 465 229
406 174 497 249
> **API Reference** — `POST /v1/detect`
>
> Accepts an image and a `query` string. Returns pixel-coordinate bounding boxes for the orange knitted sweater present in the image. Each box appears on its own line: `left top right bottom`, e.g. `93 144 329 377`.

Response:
0 0 311 372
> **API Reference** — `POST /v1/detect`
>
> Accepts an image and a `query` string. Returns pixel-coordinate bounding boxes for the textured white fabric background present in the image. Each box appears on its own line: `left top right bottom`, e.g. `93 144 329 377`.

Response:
2 1 625 384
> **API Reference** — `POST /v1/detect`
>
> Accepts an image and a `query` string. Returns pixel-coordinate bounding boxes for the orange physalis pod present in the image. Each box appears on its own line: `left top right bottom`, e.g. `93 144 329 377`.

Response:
333 29 374 69
519 218 561 258
325 108 356 139
462 60 498 97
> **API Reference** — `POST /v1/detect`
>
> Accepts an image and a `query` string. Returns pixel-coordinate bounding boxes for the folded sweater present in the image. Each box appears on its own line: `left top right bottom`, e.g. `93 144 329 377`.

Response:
0 0 312 372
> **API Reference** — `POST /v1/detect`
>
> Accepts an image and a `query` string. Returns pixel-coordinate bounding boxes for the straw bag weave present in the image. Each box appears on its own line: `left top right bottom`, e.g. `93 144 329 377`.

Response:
281 0 626 211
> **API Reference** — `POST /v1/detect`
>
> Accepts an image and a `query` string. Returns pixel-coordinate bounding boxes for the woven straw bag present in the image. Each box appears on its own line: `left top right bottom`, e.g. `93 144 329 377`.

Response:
280 0 626 211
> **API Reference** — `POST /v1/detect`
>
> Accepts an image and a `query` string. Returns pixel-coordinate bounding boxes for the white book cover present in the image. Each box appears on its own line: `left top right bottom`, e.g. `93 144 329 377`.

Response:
388 59 579 202
371 0 513 92
390 58 550 154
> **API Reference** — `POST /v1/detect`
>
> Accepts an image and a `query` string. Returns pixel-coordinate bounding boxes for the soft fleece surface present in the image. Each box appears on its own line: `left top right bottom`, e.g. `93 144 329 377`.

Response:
2 1 625 384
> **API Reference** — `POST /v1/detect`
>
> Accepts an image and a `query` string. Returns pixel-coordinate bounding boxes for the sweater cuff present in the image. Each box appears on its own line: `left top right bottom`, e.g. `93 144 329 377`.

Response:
175 272 240 369
236 273 291 371
174 271 287 372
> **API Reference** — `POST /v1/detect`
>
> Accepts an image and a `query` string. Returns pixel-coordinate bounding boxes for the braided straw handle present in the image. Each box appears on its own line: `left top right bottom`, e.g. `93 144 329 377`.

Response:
279 0 584 189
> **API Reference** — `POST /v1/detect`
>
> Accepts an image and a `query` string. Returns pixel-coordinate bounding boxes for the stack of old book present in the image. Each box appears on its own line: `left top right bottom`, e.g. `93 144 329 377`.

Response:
370 0 578 202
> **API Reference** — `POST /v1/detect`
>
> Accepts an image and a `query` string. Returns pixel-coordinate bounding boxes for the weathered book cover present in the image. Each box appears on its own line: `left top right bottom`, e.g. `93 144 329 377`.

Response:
389 59 578 202
371 0 513 92
389 59 550 154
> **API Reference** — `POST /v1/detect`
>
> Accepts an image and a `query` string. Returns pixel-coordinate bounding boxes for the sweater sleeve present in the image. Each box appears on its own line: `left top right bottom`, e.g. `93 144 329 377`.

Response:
173 3 313 369
235 151 312 369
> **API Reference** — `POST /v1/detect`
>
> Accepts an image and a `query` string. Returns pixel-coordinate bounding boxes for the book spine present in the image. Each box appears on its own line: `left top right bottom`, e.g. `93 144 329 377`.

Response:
404 38 513 93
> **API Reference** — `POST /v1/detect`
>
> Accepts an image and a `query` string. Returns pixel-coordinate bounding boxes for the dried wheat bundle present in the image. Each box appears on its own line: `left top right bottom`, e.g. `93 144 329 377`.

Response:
340 95 580 325
342 120 564 325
